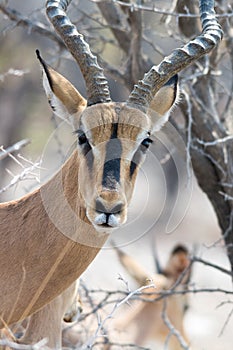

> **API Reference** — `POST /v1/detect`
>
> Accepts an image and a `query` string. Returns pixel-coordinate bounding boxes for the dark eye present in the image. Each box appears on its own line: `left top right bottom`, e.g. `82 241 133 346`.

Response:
78 133 88 145
141 138 153 149
76 130 92 156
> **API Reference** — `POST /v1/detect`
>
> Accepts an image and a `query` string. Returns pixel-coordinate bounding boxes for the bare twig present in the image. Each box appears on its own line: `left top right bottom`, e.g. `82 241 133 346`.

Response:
191 256 232 277
0 68 29 82
93 340 150 349
0 154 41 194
196 136 233 147
91 0 233 18
162 300 190 350
0 338 48 350
81 283 155 349
0 4 65 47
0 140 30 161
218 306 233 337
219 191 233 202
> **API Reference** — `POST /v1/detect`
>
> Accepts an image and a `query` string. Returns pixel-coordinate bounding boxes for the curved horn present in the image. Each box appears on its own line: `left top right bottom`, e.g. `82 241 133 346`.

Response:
127 0 223 110
46 0 111 106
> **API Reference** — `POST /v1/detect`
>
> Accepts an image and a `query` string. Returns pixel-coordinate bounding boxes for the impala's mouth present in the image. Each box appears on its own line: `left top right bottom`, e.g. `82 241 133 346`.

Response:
86 206 127 233
94 212 120 230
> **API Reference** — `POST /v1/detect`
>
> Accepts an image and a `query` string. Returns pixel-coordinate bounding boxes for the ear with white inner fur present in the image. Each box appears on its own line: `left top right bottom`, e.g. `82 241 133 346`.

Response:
36 50 87 126
149 75 179 132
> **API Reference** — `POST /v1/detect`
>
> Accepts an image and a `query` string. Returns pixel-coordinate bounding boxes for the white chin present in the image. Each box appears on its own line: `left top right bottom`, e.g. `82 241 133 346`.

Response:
86 210 126 233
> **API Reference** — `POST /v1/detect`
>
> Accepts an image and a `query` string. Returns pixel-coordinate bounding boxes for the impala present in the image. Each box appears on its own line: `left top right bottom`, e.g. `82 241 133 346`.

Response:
0 0 222 348
113 244 191 350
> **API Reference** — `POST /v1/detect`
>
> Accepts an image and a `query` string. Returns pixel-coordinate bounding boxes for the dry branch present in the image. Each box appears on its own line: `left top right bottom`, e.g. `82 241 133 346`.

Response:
0 140 30 161
0 338 48 350
92 0 233 18
0 4 65 47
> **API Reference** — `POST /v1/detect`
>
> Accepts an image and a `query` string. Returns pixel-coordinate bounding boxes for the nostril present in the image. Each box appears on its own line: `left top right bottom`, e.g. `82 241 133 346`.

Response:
95 199 123 215
96 199 108 214
111 202 123 214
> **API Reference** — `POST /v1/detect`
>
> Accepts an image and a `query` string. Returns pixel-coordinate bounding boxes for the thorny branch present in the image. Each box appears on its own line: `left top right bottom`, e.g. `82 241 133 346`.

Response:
0 140 30 161
81 278 155 349
79 286 233 307
0 147 41 194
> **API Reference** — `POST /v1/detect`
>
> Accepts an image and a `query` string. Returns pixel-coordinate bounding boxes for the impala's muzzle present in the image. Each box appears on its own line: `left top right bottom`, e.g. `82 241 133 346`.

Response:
94 196 124 228
87 189 127 231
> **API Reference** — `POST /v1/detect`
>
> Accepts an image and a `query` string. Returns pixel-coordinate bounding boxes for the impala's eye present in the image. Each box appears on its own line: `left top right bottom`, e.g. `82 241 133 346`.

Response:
141 138 153 149
78 133 88 145
76 130 92 156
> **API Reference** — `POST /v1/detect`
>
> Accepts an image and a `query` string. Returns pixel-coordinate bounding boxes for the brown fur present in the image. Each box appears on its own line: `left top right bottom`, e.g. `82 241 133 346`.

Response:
0 152 107 347
113 245 191 349
0 57 177 347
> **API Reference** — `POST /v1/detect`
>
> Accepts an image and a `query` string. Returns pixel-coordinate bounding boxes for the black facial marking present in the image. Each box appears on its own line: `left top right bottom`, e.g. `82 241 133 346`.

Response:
130 137 153 178
111 123 118 139
130 148 141 178
102 158 121 190
76 129 93 170
102 126 122 190
85 148 94 171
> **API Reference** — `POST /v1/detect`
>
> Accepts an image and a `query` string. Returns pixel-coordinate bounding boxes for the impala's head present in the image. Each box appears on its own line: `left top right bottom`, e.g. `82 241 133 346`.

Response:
164 244 190 283
76 100 177 232
39 0 222 232
37 50 178 232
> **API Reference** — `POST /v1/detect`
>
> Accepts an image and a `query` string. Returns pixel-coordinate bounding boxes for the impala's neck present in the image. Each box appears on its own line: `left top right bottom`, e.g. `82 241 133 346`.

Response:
0 149 109 326
59 149 88 222
40 148 108 245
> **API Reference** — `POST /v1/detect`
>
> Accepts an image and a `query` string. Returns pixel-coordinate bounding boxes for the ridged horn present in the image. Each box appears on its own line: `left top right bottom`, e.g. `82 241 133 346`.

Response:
127 0 223 110
46 0 111 106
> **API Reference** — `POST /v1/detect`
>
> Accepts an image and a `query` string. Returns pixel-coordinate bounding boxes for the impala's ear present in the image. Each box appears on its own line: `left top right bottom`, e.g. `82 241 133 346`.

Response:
114 246 152 286
36 50 86 124
149 75 179 132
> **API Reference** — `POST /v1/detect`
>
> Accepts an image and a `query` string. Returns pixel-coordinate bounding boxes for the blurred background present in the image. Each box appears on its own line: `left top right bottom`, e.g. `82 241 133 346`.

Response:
0 1 233 349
